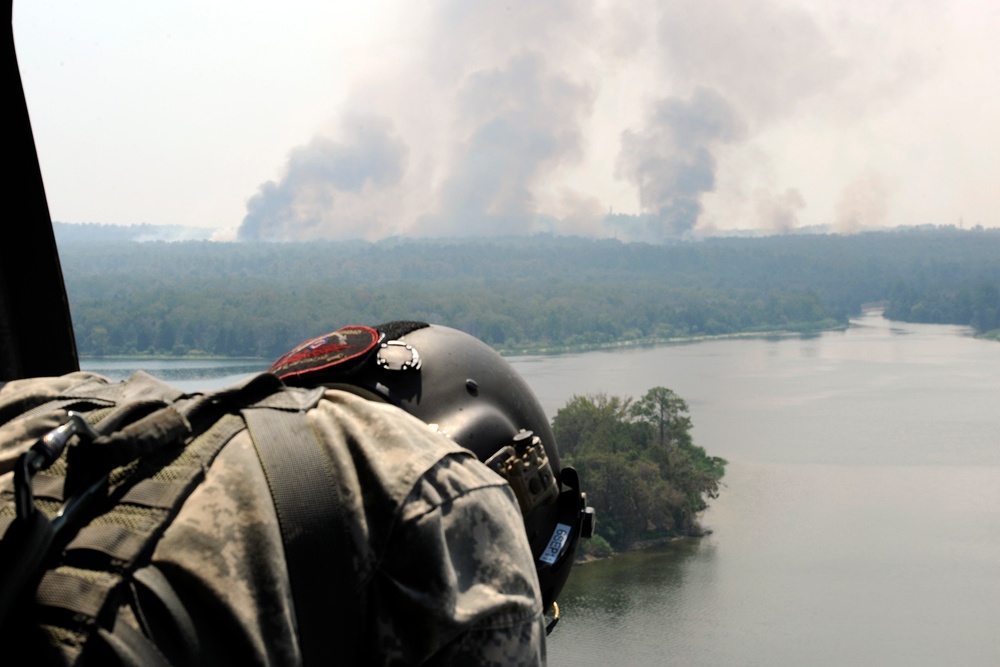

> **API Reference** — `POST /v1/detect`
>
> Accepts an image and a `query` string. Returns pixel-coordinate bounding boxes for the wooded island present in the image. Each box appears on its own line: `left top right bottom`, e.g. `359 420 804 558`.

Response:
554 387 726 557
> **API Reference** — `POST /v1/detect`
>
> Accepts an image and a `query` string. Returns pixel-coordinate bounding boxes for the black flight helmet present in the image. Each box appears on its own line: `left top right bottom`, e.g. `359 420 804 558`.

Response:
270 321 594 620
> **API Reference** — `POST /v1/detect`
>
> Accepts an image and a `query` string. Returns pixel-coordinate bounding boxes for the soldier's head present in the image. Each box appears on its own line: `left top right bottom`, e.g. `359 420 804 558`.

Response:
270 321 593 622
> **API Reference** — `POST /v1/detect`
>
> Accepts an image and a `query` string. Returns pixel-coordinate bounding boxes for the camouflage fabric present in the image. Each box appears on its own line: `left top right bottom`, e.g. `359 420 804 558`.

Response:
0 374 546 666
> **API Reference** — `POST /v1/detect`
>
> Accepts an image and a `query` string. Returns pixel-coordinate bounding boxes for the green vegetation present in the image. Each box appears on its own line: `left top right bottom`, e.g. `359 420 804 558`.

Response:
885 280 1000 333
56 226 1000 358
553 387 726 556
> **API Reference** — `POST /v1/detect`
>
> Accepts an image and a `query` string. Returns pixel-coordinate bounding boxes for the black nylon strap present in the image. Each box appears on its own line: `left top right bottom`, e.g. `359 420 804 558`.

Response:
4 375 345 663
92 617 175 667
374 320 430 340
119 478 191 509
36 569 117 618
23 399 252 637
131 565 202 667
29 473 66 502
65 523 148 563
243 406 357 666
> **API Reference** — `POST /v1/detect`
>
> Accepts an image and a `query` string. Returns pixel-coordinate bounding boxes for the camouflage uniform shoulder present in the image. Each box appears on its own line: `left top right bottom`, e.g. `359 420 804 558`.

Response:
307 389 546 665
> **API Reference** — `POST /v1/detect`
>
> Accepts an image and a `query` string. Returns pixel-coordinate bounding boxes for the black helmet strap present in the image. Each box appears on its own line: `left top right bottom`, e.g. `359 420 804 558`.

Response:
373 320 430 340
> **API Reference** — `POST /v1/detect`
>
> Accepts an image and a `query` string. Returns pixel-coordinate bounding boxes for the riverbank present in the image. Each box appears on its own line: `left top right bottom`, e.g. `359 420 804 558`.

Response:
575 498 717 566
575 528 712 565
497 322 846 356
80 320 850 365
85 318 993 367
979 328 1000 341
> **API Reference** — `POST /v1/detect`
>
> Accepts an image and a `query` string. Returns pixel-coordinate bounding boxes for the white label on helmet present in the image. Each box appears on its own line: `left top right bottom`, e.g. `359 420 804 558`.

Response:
540 523 572 564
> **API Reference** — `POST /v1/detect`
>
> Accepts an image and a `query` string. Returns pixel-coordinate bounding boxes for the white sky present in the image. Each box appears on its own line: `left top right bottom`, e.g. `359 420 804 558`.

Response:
13 0 1000 239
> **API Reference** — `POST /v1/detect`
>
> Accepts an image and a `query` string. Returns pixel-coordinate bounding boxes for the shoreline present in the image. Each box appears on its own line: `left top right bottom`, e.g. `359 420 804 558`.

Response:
497 324 844 357
80 323 848 365
79 315 995 365
575 529 713 565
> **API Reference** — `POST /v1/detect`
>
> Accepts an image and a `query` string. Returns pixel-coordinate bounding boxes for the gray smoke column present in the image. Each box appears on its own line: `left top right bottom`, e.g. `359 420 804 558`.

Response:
616 88 745 239
642 0 852 237
834 172 890 234
237 0 599 242
424 52 594 236
239 115 408 241
755 188 806 235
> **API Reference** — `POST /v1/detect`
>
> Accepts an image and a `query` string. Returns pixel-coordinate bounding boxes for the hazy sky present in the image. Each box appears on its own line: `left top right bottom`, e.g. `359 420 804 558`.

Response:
14 0 1000 241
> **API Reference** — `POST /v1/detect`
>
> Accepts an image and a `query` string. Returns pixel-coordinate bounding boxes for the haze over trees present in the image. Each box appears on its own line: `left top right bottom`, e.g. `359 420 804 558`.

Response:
55 225 1000 358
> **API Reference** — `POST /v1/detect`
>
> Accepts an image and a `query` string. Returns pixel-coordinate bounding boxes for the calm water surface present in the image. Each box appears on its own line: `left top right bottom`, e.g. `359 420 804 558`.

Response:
507 314 1000 666
83 314 1000 665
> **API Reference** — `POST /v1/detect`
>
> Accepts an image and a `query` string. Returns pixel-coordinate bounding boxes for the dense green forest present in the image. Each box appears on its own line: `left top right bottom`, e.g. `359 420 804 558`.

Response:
553 387 726 557
56 225 1000 358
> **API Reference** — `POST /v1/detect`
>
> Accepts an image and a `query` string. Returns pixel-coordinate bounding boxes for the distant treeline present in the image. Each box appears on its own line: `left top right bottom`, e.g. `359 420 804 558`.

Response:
57 226 1000 358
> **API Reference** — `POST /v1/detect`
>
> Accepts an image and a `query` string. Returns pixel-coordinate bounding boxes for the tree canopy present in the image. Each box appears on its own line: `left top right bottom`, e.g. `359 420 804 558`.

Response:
553 387 726 556
57 227 1000 358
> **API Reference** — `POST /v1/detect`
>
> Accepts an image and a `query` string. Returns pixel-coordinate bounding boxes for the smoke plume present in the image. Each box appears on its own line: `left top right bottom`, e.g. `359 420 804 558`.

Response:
616 88 745 240
756 187 806 235
235 0 932 242
834 172 890 234
424 52 594 236
239 115 408 241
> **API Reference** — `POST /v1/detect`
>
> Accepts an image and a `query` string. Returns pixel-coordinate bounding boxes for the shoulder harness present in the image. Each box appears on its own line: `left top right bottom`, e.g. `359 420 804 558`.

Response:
0 372 342 666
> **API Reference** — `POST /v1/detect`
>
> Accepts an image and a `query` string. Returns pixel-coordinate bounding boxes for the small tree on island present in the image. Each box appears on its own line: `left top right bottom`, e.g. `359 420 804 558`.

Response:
553 386 726 556
631 386 692 452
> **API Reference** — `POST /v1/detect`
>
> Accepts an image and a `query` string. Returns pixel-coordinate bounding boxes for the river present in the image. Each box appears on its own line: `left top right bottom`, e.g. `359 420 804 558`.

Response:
510 314 1000 666
83 313 1000 665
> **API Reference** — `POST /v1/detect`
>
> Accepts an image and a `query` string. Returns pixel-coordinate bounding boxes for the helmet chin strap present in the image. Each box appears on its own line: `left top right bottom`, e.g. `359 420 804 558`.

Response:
534 466 596 633
545 602 561 634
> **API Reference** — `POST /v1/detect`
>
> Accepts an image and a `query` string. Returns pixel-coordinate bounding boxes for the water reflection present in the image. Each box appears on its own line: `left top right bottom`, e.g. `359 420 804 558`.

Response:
562 539 704 616
552 539 711 666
